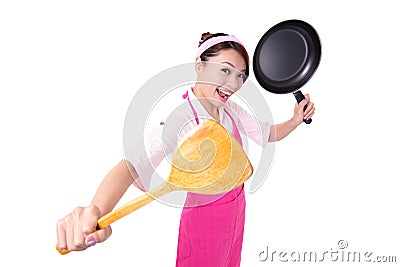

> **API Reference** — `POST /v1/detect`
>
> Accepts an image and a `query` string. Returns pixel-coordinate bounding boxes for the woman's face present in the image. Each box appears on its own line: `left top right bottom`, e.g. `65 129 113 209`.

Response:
196 48 247 107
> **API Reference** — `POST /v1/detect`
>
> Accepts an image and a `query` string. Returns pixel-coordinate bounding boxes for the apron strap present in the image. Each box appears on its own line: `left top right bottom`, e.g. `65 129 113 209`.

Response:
224 109 243 146
182 91 200 125
183 90 242 145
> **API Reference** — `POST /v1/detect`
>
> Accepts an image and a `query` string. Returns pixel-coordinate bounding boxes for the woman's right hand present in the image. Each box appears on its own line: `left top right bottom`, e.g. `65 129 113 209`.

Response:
56 204 112 252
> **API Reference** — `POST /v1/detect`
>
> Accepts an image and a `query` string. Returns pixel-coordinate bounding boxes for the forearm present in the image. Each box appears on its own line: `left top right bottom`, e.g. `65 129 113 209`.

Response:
91 160 136 216
268 119 299 142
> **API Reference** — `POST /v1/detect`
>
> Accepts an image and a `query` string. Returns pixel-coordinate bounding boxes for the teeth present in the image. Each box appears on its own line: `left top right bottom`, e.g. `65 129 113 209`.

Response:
218 89 233 96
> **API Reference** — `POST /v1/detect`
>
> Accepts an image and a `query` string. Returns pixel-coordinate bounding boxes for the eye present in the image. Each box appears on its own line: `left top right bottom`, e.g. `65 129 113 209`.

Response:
221 68 231 74
238 73 247 82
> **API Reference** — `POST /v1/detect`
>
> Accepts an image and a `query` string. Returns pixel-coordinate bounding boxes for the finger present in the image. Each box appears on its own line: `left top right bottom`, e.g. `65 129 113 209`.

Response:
56 219 67 251
298 99 308 114
81 205 101 235
304 93 311 102
73 225 86 250
65 216 76 250
65 215 86 251
304 108 315 120
72 209 86 250
86 226 112 247
304 102 314 114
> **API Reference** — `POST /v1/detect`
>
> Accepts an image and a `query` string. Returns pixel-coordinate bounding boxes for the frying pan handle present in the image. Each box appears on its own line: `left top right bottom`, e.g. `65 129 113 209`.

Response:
293 91 312 124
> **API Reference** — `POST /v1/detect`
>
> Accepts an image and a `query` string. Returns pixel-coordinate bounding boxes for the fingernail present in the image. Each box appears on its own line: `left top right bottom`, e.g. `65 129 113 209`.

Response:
86 236 97 247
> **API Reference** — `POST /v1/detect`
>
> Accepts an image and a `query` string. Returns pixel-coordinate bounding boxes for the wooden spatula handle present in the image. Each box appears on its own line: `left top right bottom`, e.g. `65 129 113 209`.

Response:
56 183 174 255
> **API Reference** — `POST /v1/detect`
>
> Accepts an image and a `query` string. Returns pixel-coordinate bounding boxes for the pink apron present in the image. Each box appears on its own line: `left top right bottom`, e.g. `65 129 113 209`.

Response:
176 91 246 267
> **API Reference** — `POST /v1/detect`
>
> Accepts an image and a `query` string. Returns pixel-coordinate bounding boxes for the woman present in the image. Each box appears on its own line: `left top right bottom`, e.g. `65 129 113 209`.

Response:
56 32 315 266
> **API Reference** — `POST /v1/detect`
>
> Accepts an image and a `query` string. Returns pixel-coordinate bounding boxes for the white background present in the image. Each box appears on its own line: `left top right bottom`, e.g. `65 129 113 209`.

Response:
0 0 399 266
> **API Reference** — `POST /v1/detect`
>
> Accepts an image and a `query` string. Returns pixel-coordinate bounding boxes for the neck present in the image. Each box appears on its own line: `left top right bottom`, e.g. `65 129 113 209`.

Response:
192 85 219 121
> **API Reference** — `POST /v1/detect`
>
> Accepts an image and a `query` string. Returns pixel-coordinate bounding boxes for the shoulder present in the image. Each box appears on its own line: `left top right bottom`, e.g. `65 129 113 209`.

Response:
226 98 248 117
146 90 192 127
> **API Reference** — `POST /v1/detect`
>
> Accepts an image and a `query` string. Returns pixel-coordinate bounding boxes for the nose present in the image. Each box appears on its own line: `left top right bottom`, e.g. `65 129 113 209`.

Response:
224 73 239 91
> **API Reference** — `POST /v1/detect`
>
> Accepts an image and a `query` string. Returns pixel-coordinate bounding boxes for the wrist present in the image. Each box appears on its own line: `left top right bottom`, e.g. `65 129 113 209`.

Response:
288 117 301 129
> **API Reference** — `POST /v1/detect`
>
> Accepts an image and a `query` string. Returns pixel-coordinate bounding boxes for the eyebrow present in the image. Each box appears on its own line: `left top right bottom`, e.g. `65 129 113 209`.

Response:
221 61 246 73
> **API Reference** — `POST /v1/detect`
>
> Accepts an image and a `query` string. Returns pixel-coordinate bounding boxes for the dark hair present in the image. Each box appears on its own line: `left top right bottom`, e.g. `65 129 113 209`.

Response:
198 32 250 77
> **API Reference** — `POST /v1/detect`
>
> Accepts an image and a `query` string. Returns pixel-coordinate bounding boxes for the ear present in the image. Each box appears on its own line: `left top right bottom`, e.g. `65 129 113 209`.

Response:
195 57 203 75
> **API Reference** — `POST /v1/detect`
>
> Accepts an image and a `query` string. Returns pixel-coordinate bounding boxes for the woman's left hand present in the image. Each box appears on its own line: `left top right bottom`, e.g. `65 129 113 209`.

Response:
292 93 315 126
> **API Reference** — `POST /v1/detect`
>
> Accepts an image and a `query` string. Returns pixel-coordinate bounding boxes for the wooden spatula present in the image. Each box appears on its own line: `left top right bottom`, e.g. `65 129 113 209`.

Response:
57 119 253 254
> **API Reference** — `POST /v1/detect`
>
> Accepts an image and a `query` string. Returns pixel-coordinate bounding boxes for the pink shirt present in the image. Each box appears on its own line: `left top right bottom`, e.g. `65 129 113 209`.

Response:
128 89 271 191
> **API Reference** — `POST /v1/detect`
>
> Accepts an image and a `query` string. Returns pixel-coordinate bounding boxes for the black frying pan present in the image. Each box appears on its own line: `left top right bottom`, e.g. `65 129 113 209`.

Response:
253 19 321 124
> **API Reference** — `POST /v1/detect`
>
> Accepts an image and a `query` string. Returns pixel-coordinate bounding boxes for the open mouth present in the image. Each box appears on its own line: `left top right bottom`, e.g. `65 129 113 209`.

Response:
216 88 233 100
